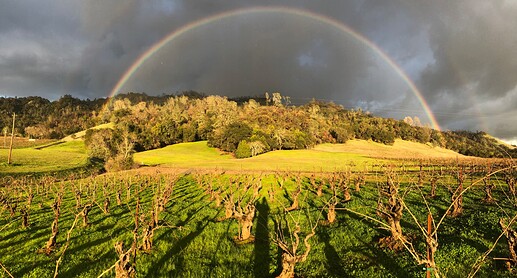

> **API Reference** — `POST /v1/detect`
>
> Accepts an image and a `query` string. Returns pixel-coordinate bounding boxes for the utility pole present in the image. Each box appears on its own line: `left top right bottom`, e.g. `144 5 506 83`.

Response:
426 212 432 278
7 113 15 164
3 127 6 148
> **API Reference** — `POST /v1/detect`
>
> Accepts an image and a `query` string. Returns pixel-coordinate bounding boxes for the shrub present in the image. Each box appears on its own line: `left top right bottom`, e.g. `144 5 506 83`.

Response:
211 122 252 152
235 140 252 159
84 127 136 171
105 154 135 172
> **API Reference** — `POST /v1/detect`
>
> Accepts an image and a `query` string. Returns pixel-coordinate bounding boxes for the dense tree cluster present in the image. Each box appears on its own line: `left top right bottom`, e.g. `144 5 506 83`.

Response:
0 95 104 139
2 92 515 158
84 127 136 171
443 130 512 158
101 93 517 158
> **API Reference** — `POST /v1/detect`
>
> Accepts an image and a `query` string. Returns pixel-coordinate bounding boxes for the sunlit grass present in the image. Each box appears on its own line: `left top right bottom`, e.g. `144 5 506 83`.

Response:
0 172 513 277
134 141 381 172
0 141 88 173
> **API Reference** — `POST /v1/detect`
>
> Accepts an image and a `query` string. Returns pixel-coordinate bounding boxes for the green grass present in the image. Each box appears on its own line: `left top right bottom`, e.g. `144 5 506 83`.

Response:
0 171 514 277
0 141 88 173
134 141 381 172
0 137 56 149
61 122 114 142
0 132 512 276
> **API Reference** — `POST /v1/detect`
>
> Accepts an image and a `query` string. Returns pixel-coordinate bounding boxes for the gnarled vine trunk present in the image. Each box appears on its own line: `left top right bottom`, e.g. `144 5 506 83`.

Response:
43 199 61 254
276 224 315 278
499 218 517 272
114 241 136 278
377 173 405 250
285 187 301 212
449 169 464 217
81 204 93 226
234 203 256 242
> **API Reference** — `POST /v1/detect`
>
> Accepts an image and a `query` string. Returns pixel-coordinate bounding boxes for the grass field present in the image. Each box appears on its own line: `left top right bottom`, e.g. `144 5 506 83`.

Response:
0 137 55 149
314 139 465 159
134 141 379 172
0 141 88 174
0 136 516 277
0 137 468 175
134 140 465 172
0 170 515 277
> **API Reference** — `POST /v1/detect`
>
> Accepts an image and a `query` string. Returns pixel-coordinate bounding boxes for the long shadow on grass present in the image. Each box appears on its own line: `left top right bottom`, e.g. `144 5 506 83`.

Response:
13 257 54 277
317 226 350 278
253 197 270 278
65 225 124 255
271 217 284 277
174 203 209 228
90 206 131 226
165 191 205 216
206 209 231 276
345 211 412 277
146 216 212 278
0 227 48 250
59 250 113 277
154 203 210 243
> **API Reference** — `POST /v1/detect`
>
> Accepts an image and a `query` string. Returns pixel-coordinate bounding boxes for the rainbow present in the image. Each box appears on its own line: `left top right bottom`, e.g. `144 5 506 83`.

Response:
107 6 441 130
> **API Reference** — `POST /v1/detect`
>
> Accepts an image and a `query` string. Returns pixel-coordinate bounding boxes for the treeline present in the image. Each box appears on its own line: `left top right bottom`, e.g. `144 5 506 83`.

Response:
0 95 104 139
2 92 515 158
443 130 514 158
0 92 203 139
96 93 516 158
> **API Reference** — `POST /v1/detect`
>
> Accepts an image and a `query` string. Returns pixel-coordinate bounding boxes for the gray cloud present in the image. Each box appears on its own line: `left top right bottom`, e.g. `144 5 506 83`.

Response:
415 1 517 142
0 0 516 142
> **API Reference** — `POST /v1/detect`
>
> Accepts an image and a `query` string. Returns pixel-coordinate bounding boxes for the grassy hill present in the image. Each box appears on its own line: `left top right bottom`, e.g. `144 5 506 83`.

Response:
134 139 466 172
0 141 88 174
314 139 464 159
0 123 116 174
0 134 472 175
61 122 114 141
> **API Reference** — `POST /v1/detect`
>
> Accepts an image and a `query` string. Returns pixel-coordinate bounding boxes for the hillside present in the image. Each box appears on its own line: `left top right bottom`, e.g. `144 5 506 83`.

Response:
61 123 114 141
134 140 467 172
0 141 88 173
2 93 516 160
313 139 465 159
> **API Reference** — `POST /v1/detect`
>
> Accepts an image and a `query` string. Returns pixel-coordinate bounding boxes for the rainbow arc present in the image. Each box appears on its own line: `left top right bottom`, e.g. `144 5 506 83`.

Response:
107 6 441 131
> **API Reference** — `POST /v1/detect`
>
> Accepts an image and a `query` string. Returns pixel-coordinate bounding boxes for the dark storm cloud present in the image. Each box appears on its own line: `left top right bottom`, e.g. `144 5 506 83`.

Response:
0 0 83 99
425 2 517 97
122 13 379 101
1 0 516 142
415 1 517 143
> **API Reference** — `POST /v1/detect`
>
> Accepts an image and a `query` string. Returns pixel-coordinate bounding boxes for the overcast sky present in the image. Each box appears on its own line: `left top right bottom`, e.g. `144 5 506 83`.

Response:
1 1 516 144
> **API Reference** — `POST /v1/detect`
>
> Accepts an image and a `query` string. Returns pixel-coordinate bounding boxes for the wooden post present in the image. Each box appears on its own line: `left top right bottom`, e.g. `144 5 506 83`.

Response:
426 212 432 278
7 113 15 164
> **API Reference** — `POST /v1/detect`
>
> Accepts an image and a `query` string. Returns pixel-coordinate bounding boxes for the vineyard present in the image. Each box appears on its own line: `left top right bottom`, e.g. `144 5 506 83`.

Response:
1 161 517 277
